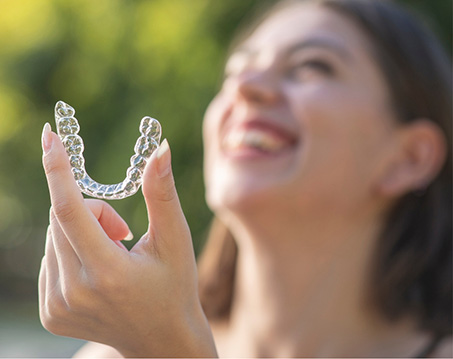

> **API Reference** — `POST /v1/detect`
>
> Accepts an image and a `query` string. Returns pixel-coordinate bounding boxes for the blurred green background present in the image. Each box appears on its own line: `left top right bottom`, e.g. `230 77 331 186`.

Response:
0 0 450 356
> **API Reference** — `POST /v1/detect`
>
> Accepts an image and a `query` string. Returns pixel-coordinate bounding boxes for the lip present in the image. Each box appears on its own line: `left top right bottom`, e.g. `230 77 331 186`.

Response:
220 116 300 160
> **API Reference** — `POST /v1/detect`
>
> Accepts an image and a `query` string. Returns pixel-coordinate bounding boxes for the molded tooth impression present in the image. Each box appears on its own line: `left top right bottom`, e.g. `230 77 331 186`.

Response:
54 101 162 200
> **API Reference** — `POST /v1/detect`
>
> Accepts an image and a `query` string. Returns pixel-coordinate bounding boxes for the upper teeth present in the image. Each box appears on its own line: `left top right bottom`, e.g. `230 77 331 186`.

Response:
224 129 287 152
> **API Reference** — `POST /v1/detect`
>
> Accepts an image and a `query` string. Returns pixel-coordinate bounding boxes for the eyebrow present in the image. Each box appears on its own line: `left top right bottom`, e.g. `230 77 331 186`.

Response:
285 38 353 61
234 37 353 63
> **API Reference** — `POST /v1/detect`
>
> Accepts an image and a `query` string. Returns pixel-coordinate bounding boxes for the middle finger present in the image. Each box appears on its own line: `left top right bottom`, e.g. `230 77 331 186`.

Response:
49 208 82 284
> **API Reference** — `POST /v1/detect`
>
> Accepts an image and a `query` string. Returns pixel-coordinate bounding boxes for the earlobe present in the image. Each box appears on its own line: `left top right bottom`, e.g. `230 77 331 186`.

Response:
376 119 447 198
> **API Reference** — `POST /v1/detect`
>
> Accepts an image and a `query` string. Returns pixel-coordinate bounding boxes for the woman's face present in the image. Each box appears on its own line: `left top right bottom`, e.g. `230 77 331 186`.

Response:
203 3 398 216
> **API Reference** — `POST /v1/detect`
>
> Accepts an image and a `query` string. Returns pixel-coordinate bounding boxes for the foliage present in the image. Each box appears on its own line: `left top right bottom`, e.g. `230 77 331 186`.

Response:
0 0 450 299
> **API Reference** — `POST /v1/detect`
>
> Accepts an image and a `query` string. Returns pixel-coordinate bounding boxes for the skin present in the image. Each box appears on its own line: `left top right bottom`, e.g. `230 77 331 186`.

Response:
203 3 448 358
40 2 450 358
40 135 217 358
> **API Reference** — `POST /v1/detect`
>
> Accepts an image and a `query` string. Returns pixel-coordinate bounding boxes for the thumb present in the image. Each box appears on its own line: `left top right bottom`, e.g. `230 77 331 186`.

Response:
141 139 193 257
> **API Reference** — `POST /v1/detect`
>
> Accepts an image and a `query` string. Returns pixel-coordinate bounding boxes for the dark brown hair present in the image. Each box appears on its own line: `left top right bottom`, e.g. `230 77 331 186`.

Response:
198 0 452 337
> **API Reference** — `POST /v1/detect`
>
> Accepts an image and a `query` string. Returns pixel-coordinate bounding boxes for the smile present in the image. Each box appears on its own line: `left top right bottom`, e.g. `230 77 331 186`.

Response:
222 120 299 157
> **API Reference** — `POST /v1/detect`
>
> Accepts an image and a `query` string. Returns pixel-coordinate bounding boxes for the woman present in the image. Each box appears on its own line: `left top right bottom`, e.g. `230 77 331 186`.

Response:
40 0 452 357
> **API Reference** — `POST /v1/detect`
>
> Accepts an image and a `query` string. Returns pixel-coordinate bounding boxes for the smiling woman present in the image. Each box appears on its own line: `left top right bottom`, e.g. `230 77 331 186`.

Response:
199 0 452 357
38 0 451 358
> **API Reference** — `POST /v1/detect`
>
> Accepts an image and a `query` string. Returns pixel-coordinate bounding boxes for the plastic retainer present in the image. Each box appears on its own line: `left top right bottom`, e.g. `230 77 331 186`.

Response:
54 100 162 200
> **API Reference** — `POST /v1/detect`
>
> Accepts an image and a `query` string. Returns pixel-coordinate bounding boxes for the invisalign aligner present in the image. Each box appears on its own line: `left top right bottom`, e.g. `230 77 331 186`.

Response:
54 101 162 200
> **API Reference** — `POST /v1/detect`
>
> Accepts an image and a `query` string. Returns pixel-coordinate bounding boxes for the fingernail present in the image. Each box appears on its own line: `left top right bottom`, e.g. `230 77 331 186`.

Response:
123 230 134 241
42 122 52 154
156 139 171 177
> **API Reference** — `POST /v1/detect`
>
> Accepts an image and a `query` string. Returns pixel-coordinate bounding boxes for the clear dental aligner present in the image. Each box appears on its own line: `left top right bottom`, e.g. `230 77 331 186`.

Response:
54 100 162 200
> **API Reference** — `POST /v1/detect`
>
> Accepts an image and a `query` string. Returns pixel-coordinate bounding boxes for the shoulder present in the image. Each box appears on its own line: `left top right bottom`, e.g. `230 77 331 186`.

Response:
431 335 452 358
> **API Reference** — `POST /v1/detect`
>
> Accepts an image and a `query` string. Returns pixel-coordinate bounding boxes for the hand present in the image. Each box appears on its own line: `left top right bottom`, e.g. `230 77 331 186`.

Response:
39 123 217 358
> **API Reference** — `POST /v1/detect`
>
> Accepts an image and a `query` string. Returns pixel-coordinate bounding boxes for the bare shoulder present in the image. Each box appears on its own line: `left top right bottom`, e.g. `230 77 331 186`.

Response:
432 335 453 358
72 342 123 358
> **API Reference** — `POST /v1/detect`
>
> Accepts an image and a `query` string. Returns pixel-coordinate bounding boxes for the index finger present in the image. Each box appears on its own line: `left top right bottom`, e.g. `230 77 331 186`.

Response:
41 123 118 264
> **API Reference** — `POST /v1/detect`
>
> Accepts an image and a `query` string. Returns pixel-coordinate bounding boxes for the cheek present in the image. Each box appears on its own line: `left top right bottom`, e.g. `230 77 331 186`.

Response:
289 85 395 201
203 93 223 137
202 95 227 205
301 83 392 152
202 101 217 177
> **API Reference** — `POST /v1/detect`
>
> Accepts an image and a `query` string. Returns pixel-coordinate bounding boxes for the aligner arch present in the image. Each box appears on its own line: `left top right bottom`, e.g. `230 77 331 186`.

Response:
54 101 162 200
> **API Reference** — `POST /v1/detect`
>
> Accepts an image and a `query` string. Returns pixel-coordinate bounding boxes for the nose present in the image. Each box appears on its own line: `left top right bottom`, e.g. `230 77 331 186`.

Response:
233 69 282 106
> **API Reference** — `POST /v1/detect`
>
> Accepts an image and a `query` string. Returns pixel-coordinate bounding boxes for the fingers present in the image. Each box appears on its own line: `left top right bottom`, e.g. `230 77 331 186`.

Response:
41 225 66 323
85 199 132 241
38 256 49 324
47 201 129 285
44 226 60 296
41 123 118 264
49 208 81 281
141 139 193 258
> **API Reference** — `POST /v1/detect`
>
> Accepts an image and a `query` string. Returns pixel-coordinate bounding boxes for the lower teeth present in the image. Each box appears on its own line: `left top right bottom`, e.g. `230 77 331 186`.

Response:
55 101 162 200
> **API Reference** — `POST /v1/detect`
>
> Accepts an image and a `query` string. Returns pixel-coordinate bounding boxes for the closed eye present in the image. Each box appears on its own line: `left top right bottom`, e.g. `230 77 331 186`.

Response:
287 59 335 81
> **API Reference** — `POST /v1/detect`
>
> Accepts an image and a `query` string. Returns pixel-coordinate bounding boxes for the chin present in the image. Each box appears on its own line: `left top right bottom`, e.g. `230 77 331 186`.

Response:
205 168 284 216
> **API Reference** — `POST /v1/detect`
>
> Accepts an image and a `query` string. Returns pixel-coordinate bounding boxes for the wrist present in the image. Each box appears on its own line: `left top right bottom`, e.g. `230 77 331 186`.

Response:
118 303 218 358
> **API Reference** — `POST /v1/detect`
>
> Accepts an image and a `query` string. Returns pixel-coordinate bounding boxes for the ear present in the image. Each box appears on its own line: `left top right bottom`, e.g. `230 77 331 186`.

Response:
376 119 447 197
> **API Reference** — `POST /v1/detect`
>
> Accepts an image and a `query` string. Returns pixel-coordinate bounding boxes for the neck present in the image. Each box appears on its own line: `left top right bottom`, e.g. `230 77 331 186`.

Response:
216 204 428 357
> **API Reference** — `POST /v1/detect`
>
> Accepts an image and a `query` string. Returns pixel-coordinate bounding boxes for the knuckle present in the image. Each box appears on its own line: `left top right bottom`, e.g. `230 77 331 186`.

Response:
85 198 116 223
84 198 100 205
49 207 58 225
52 199 77 224
41 309 62 335
98 201 114 221
41 295 68 335
62 284 86 311
85 198 106 211
158 175 177 202
47 293 68 319
43 153 66 177
89 269 122 295
40 314 60 335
